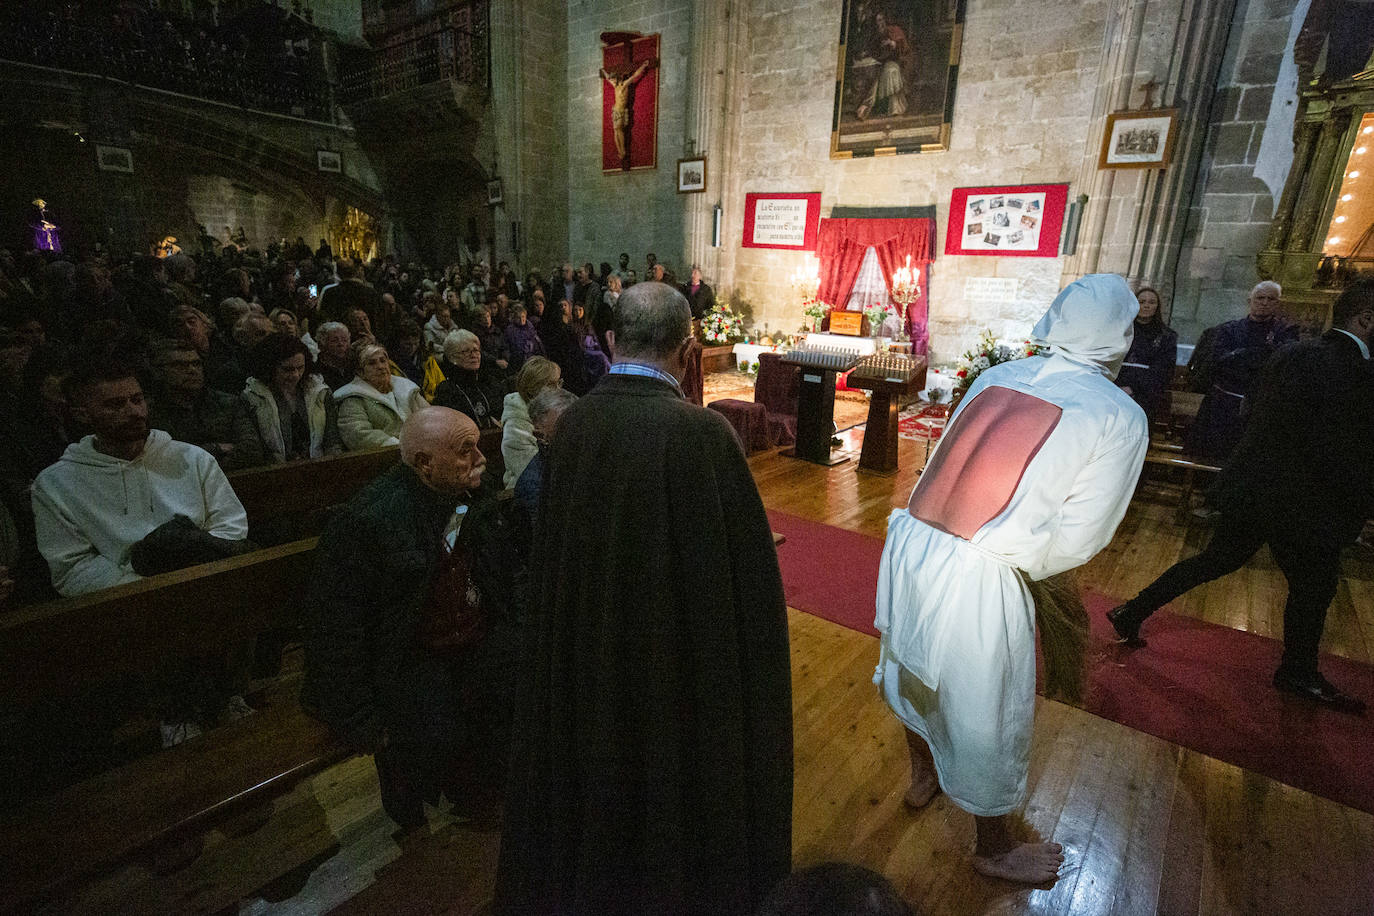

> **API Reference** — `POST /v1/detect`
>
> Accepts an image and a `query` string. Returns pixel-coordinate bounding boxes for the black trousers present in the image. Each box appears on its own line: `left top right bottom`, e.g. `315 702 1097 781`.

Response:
1126 509 1347 676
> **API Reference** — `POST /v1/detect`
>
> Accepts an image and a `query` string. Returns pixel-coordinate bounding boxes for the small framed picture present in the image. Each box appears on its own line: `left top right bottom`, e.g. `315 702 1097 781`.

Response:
316 149 342 173
677 157 707 193
96 145 134 174
1099 108 1179 170
487 178 504 206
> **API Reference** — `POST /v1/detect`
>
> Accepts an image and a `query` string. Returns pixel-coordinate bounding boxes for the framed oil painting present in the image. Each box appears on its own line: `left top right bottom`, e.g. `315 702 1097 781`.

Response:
831 0 966 159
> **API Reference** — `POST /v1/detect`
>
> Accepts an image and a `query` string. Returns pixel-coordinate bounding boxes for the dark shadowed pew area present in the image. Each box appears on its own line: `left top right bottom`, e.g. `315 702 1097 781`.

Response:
0 446 438 911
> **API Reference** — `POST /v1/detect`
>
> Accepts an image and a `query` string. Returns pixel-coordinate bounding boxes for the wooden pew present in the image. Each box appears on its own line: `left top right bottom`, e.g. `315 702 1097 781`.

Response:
1142 447 1223 525
0 540 351 909
228 447 400 527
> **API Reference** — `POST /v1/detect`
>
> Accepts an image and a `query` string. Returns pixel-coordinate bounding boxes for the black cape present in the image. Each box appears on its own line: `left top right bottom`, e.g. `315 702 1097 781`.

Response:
495 373 793 916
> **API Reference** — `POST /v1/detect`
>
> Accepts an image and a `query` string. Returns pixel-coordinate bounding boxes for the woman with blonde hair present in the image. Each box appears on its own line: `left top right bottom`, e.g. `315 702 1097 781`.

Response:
333 341 428 450
501 356 562 487
431 329 504 429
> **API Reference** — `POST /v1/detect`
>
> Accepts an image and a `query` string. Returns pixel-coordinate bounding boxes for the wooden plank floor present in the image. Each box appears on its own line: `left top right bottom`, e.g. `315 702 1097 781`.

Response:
52 425 1374 915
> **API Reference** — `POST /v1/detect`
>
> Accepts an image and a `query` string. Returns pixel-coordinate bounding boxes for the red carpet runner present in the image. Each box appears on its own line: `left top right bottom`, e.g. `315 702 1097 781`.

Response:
766 509 1374 815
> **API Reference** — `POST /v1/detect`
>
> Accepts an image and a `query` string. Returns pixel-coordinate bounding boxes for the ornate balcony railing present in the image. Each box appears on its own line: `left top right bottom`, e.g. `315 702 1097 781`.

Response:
337 23 488 105
0 11 333 123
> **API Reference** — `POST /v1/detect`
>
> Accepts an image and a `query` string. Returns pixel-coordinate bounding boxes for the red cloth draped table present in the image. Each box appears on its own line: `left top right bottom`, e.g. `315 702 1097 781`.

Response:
754 352 799 446
708 399 775 454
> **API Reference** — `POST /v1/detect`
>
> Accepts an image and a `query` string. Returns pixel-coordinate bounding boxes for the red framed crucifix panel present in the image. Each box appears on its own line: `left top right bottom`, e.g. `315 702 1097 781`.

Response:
601 32 660 173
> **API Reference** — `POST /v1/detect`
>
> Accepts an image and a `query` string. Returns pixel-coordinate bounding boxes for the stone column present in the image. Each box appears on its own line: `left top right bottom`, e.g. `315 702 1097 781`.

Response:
680 0 738 289
488 0 521 269
1060 0 1241 288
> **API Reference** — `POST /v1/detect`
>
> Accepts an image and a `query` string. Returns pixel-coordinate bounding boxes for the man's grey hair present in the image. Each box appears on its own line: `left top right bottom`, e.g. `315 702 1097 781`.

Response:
443 328 480 362
316 320 348 340
612 281 692 362
529 386 577 431
1251 280 1281 298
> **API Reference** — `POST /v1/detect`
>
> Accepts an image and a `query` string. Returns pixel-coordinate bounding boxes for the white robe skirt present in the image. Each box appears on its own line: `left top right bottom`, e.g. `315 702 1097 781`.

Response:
874 353 1148 816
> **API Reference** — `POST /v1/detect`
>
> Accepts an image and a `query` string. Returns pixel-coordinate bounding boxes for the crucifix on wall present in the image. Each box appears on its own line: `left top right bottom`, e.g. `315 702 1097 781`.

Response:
600 31 660 173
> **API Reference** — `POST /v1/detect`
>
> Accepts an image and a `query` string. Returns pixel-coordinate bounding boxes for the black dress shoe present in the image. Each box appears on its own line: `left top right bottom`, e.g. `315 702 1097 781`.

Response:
1106 604 1147 647
1272 670 1367 716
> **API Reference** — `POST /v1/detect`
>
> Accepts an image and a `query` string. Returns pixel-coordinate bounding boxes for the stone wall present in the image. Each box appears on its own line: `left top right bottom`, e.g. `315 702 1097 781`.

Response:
564 0 695 274
716 0 1110 362
0 64 382 257
186 176 324 252
537 0 1298 363
490 0 569 274
1169 0 1298 342
311 0 366 44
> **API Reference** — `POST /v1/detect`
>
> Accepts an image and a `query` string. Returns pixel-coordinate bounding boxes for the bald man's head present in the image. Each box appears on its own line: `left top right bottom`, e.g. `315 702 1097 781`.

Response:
400 406 485 495
609 281 692 364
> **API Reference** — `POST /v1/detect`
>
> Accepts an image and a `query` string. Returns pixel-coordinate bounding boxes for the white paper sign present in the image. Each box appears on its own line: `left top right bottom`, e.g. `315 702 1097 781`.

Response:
960 192 1046 252
751 199 810 246
963 277 1019 303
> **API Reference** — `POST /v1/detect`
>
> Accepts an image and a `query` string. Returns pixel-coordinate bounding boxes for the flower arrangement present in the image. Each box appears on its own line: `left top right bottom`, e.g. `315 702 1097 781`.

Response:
737 359 760 379
801 298 830 331
862 304 897 336
701 304 748 344
954 328 1044 388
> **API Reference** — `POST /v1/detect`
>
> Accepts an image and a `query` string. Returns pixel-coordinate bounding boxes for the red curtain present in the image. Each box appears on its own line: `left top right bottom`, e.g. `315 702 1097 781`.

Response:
816 217 934 354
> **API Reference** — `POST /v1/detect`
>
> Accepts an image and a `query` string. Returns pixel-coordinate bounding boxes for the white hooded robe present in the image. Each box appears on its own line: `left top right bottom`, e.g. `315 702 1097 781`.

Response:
874 274 1149 815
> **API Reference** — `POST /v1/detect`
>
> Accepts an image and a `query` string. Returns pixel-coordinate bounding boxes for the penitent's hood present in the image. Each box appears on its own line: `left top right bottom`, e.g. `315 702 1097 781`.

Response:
1031 273 1139 380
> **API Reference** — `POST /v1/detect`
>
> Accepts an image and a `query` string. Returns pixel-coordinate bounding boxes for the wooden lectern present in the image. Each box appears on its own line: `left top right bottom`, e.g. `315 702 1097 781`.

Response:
779 346 861 466
846 354 928 475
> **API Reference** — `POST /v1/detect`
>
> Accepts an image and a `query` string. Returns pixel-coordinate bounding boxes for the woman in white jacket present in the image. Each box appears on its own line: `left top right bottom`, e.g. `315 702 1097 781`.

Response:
500 356 562 488
333 341 428 451
242 332 338 464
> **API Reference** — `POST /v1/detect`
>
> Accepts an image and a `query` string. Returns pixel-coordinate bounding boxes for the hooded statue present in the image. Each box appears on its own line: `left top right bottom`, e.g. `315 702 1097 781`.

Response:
873 273 1148 824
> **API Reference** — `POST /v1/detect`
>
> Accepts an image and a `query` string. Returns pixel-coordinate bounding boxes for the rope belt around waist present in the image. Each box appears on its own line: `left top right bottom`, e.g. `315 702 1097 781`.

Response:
1120 361 1150 369
1211 384 1245 399
910 512 1019 568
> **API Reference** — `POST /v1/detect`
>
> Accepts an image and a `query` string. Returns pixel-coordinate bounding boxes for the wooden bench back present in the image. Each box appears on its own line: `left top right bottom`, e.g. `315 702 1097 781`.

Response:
0 538 318 706
228 447 400 524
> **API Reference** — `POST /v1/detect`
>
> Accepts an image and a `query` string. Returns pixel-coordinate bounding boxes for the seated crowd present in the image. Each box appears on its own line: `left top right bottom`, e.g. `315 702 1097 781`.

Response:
0 239 711 744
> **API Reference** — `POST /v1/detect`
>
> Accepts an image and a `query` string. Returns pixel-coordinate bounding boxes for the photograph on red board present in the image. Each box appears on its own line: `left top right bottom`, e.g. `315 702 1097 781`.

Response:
944 184 1068 258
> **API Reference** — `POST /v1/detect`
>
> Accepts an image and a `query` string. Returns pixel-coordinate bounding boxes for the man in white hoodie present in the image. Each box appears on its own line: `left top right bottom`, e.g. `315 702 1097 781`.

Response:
874 275 1148 884
32 364 249 598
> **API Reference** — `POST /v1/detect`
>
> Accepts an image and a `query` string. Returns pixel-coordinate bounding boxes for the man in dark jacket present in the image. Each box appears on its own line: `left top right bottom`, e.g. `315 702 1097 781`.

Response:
146 340 264 470
1110 280 1374 714
1184 281 1298 460
302 407 497 830
318 259 382 326
682 265 715 321
495 281 793 916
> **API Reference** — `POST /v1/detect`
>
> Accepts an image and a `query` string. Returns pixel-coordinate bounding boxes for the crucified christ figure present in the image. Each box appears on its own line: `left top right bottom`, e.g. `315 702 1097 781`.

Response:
600 58 657 169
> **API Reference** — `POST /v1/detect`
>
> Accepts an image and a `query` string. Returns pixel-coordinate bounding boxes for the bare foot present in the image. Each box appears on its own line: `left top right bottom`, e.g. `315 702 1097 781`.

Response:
903 770 939 808
972 841 1064 884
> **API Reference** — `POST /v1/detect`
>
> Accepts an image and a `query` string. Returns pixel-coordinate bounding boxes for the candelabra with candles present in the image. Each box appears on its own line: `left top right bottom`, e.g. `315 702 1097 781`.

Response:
888 254 922 340
890 254 921 311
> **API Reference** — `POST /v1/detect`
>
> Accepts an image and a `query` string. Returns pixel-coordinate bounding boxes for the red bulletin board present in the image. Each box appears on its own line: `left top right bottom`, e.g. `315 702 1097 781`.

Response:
944 184 1068 258
601 33 660 173
742 192 822 251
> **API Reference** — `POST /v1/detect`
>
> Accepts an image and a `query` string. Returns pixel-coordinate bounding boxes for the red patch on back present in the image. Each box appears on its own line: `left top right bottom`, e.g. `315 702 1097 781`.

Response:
908 386 1062 539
